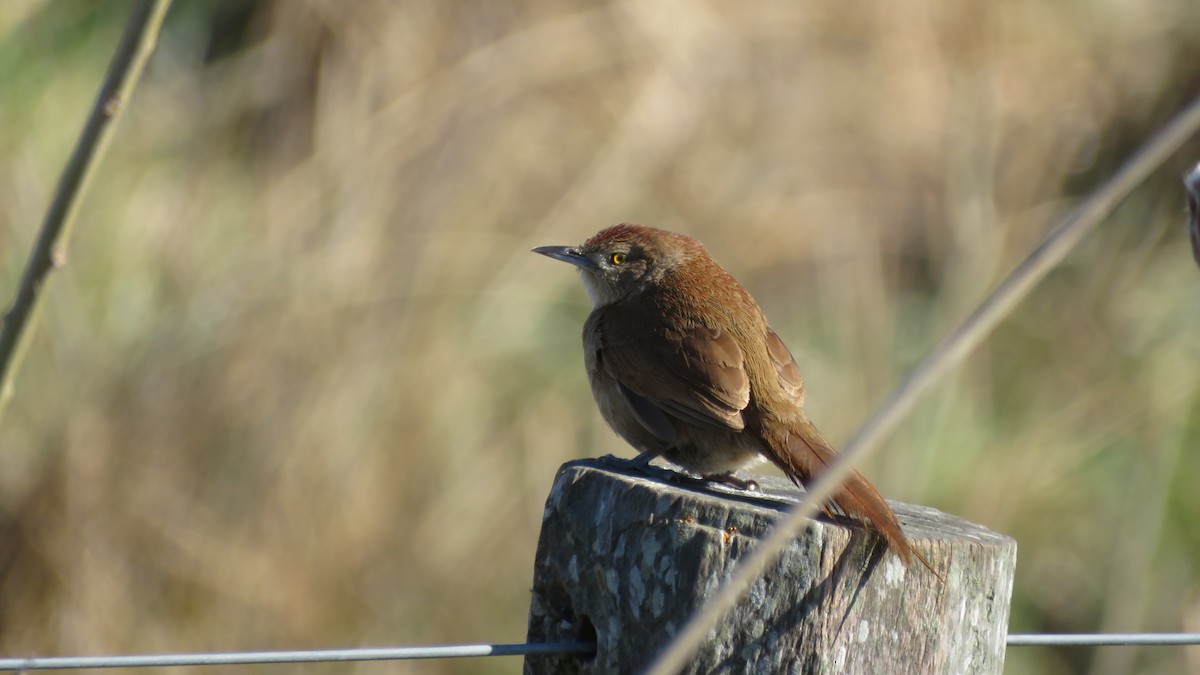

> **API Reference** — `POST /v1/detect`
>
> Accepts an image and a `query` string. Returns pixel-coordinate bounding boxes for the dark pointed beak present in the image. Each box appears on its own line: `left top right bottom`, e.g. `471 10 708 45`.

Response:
532 245 597 270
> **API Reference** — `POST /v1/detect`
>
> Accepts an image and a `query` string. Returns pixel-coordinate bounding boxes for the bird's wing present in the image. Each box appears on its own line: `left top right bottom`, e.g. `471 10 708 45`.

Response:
765 327 805 408
595 306 750 432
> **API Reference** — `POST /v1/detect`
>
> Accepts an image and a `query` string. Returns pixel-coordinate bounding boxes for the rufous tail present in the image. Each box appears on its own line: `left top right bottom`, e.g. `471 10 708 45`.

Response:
766 418 941 581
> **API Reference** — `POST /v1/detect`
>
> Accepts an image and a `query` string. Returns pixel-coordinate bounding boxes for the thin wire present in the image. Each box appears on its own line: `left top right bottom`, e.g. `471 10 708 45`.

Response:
1008 633 1200 647
0 642 595 671
5 632 1200 672
1185 161 1200 267
8 632 1200 671
644 94 1200 675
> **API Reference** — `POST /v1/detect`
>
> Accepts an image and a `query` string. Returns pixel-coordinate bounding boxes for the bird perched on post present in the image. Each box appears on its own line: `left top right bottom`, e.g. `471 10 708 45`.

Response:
534 224 932 572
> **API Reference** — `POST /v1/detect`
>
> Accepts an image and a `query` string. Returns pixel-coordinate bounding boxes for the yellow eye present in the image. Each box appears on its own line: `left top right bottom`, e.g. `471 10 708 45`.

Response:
610 252 627 265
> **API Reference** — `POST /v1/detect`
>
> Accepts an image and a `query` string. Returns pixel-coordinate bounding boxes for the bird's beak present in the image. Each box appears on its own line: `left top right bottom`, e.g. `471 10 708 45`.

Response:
532 245 597 270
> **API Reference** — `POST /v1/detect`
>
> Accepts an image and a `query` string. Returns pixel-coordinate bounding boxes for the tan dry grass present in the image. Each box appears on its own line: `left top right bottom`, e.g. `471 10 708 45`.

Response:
1 2 1199 673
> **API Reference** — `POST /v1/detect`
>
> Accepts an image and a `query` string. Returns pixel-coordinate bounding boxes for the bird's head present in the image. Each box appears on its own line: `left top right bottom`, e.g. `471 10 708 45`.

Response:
533 224 697 306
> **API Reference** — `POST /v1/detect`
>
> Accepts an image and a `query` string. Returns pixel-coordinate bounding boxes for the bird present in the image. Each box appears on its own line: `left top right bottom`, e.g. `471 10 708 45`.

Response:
533 223 933 572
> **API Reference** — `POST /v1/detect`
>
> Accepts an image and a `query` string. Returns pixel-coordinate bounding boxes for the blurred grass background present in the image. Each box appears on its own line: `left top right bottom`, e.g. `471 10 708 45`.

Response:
1 1 1199 673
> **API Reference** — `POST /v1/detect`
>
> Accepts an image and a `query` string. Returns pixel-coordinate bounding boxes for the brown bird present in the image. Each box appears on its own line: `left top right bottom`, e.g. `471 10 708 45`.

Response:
534 223 931 571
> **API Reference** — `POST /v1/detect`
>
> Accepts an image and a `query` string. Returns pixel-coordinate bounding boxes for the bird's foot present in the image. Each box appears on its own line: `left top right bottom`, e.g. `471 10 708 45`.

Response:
597 450 660 469
701 472 760 492
597 451 677 482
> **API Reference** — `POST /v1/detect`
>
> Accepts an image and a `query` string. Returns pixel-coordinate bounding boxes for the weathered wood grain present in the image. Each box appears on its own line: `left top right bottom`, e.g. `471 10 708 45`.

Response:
525 458 1016 674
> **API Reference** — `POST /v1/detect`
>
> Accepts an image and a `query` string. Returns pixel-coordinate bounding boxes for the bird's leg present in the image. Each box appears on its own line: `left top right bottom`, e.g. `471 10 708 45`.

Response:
598 449 662 470
701 472 760 492
597 450 682 484
626 449 662 468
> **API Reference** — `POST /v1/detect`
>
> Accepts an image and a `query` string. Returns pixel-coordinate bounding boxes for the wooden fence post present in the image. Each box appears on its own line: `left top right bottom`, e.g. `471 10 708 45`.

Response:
525 459 1016 674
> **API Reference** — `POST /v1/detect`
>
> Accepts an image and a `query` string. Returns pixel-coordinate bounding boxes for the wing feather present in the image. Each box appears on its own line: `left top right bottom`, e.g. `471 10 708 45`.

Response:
765 327 805 407
596 306 750 432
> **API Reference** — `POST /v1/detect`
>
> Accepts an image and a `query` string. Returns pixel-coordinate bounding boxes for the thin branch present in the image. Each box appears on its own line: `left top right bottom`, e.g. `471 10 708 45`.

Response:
0 0 173 424
645 94 1200 675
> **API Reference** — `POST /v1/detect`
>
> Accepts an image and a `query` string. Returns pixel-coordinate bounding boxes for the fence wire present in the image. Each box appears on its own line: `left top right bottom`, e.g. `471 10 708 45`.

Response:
6 634 1200 671
0 642 595 671
1007 633 1200 647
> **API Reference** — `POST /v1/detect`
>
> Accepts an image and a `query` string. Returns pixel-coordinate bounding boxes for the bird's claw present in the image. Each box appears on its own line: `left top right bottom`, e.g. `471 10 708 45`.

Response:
702 473 761 492
596 453 679 483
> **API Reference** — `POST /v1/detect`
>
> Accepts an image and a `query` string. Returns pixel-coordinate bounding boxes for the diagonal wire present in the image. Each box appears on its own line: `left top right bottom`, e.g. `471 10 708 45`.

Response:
644 93 1200 675
0 0 172 424
1186 162 1200 267
0 642 596 671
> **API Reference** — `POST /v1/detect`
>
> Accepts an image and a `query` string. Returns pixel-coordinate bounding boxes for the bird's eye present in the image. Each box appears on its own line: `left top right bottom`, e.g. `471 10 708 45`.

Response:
610 252 627 266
